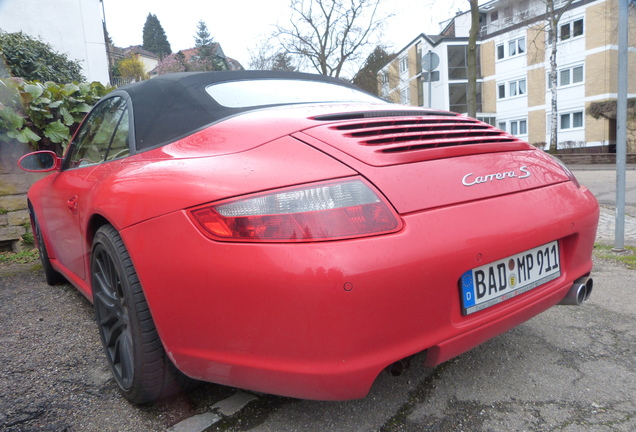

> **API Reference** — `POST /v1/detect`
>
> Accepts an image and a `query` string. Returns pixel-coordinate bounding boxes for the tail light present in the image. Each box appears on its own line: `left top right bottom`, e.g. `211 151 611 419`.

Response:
188 179 402 242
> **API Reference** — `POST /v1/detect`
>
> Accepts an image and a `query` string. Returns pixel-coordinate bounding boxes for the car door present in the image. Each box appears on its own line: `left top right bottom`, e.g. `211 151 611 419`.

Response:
40 96 130 281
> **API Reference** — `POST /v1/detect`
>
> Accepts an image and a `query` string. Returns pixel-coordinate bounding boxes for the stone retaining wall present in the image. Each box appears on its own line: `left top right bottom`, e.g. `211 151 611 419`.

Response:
0 141 45 251
556 153 636 165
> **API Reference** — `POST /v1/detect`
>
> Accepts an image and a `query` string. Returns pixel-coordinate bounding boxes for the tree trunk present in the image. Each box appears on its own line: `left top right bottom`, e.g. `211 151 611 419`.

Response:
548 2 559 154
549 39 559 154
467 0 480 118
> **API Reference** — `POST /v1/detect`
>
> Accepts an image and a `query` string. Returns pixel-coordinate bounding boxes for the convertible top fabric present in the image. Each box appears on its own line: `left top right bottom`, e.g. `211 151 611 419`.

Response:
117 71 371 151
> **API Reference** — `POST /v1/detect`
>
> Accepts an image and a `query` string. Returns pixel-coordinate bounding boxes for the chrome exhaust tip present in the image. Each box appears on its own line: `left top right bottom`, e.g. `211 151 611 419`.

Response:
558 277 593 306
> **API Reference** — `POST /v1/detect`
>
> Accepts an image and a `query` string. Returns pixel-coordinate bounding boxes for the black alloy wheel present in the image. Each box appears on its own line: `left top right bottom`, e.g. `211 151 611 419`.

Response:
92 224 187 404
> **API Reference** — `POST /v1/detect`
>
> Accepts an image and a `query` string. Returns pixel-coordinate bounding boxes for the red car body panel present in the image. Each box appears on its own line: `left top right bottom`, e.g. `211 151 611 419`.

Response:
121 181 597 400
23 72 599 401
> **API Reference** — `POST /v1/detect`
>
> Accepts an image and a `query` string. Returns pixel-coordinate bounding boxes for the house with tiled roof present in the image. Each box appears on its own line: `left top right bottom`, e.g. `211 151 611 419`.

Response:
109 45 159 75
177 44 244 71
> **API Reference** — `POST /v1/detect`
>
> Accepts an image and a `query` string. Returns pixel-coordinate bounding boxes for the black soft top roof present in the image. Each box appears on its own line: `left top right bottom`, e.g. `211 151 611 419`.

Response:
116 71 375 151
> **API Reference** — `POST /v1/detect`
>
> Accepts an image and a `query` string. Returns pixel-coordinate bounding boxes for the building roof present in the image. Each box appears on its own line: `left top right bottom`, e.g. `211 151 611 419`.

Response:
123 45 159 60
176 44 244 71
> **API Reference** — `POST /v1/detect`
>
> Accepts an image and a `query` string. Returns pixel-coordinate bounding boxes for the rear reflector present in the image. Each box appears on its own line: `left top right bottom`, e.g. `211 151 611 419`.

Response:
188 179 401 242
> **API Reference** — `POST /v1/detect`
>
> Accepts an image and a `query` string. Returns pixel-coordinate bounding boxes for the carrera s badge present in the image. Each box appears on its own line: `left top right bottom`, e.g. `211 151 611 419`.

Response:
462 166 531 187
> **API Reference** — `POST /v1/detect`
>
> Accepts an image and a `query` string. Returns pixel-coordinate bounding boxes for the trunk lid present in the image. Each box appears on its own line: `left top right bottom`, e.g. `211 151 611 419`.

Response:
298 111 571 214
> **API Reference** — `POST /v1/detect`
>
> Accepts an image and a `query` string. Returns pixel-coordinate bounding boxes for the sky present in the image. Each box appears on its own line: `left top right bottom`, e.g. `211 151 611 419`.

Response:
102 0 465 75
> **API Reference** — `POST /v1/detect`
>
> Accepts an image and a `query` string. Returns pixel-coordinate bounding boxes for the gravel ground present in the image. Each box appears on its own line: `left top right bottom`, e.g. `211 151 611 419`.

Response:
0 262 235 432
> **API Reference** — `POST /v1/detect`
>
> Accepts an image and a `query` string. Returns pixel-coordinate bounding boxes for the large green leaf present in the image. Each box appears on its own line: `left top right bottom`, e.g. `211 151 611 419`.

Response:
24 83 44 99
63 83 80 95
7 127 41 144
74 102 92 113
59 106 74 125
44 120 70 143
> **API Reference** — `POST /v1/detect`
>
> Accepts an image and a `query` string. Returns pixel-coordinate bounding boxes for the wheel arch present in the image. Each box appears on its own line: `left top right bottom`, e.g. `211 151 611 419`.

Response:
86 214 115 254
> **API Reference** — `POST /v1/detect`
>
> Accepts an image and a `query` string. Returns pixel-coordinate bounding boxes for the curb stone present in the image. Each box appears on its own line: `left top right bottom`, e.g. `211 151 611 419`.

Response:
167 391 258 432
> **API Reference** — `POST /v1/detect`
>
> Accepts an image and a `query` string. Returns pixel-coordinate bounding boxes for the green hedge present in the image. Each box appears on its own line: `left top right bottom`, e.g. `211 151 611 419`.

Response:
0 78 112 154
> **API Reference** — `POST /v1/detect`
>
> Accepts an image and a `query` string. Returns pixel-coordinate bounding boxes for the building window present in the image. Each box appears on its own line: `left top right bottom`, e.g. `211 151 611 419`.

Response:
380 71 389 86
400 87 410 104
478 116 496 126
491 11 498 21
447 45 481 80
560 18 584 41
497 37 525 60
448 82 482 113
498 78 526 99
559 111 584 130
510 119 527 136
511 38 525 56
548 64 584 88
509 79 526 97
399 57 409 75
572 65 584 83
560 69 571 86
499 119 527 136
509 40 517 56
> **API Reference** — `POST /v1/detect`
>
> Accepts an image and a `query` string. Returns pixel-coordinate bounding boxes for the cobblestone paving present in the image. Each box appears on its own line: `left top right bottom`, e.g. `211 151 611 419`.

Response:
596 206 636 247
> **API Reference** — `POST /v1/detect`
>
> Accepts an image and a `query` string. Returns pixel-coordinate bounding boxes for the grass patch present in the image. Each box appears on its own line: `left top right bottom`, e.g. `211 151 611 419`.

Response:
0 249 40 264
594 244 636 269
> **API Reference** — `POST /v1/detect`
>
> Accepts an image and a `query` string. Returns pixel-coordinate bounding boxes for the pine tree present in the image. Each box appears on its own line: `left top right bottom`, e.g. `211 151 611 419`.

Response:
194 20 214 62
142 13 171 59
352 46 395 95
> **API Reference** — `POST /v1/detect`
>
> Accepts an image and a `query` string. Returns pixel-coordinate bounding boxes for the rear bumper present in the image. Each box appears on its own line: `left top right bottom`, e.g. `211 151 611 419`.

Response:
122 182 598 400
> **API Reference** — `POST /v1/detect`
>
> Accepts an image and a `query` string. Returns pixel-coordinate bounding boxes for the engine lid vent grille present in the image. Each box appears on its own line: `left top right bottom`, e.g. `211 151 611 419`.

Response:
302 113 529 167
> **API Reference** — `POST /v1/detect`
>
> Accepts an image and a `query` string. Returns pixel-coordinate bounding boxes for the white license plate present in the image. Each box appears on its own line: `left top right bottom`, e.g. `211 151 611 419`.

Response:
460 241 561 315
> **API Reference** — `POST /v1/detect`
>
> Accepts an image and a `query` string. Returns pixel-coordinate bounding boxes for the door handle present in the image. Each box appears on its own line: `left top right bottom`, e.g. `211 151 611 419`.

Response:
67 195 79 215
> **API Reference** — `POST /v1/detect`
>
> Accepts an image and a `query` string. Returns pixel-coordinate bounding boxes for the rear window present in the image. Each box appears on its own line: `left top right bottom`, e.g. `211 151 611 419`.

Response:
205 79 379 108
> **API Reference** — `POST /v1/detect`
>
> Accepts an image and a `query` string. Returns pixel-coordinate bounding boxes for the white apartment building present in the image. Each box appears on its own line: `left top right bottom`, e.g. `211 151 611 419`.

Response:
378 0 636 151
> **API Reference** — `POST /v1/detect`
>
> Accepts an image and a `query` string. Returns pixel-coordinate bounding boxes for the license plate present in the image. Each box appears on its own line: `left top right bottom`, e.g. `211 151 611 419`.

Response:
460 241 561 315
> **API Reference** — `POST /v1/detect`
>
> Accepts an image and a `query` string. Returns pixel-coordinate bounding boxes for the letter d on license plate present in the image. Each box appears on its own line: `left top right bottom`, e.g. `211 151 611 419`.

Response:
460 241 561 315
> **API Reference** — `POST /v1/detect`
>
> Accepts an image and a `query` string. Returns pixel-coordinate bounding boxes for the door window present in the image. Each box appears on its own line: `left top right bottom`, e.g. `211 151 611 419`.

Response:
67 97 129 168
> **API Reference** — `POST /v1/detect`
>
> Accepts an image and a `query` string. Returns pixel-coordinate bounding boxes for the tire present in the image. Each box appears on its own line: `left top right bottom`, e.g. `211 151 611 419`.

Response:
91 225 189 404
33 214 66 285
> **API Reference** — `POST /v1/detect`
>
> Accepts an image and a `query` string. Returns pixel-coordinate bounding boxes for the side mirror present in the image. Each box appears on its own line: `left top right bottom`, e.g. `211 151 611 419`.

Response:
18 151 62 172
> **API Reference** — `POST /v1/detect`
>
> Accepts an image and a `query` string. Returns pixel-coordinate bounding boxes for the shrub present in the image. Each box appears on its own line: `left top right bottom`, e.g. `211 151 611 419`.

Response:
117 55 148 81
0 78 112 154
0 31 84 83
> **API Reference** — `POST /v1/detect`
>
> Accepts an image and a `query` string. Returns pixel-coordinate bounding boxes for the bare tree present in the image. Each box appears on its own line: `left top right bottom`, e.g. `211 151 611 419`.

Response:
248 40 299 71
275 0 388 77
545 0 575 153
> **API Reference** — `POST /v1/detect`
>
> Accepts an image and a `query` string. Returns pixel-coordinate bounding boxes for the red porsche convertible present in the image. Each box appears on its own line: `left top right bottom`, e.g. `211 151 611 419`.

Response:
19 71 599 404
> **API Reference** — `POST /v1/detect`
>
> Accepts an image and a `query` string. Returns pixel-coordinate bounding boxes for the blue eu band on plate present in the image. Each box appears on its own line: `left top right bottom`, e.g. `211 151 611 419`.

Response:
461 241 561 315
